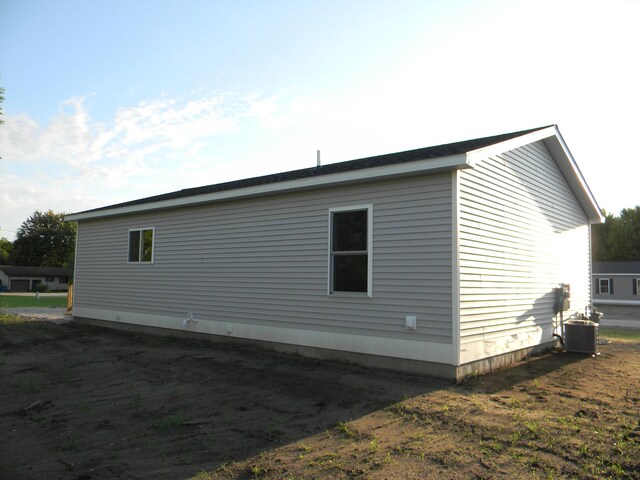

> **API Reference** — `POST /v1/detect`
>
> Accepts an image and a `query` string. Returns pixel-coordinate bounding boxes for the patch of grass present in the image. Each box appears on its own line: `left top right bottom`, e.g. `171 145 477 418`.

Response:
0 313 25 324
599 327 640 341
369 438 379 453
154 413 185 431
250 464 268 477
0 295 67 308
336 420 359 439
191 471 216 480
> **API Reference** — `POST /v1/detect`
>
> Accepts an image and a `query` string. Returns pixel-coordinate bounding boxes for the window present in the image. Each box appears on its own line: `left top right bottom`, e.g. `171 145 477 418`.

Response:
597 277 612 295
45 276 54 282
59 276 68 284
128 228 154 263
634 278 639 296
329 206 372 296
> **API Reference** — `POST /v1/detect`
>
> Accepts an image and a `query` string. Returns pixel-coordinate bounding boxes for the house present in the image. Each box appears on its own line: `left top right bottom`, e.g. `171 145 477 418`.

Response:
66 125 603 380
0 265 72 292
592 261 640 306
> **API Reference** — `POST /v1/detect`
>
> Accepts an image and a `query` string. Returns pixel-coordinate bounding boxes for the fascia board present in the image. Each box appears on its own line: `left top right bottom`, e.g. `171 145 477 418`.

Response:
542 132 604 224
66 153 468 221
464 125 604 224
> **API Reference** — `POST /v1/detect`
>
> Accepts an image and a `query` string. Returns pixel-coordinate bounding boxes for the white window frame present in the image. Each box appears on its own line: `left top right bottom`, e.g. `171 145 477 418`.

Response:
327 204 373 297
128 227 155 264
598 277 611 295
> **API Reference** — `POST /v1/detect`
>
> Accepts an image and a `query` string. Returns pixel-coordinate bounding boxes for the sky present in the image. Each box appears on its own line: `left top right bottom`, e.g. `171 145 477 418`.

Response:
1 0 639 241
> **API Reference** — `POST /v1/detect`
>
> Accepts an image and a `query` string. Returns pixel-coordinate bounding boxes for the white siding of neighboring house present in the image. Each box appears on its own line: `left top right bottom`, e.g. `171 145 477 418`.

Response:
74 173 454 365
0 270 9 291
457 141 590 365
0 272 70 291
43 276 70 291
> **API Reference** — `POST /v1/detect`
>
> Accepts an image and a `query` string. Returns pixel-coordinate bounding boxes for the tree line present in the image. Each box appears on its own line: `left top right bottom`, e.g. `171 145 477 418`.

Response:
0 210 76 267
591 206 640 261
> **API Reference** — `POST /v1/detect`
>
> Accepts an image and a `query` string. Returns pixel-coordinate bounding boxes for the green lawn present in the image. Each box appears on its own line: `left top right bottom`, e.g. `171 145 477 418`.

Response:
599 326 640 341
0 295 67 308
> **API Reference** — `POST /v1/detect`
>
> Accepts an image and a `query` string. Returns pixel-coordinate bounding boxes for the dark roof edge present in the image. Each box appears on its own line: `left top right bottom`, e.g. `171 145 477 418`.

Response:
0 265 73 276
67 125 553 218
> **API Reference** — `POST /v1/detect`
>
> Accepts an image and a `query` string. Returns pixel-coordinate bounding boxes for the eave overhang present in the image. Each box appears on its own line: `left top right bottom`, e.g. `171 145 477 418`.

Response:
465 125 604 224
66 125 604 225
65 153 469 222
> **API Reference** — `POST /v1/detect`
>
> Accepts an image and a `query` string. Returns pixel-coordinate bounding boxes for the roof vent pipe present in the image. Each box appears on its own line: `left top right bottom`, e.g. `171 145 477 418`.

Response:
317 150 321 167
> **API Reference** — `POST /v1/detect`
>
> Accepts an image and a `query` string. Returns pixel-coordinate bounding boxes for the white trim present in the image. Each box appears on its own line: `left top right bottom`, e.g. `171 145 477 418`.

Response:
451 170 461 366
465 126 557 165
588 227 593 306
465 125 603 223
127 227 155 264
65 154 468 221
73 306 453 364
64 127 603 225
597 277 612 295
327 204 373 298
544 127 604 223
593 299 640 306
72 226 79 310
592 273 640 277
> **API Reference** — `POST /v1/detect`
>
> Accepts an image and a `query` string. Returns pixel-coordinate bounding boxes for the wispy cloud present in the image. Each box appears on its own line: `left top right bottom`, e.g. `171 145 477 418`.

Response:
0 90 285 238
5 92 275 164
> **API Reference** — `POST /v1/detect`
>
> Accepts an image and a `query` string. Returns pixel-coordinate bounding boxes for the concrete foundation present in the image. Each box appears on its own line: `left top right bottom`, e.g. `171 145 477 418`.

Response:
73 316 558 382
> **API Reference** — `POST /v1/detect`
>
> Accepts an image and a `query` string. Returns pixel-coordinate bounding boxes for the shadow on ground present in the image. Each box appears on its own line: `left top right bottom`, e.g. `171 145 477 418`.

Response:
0 320 588 480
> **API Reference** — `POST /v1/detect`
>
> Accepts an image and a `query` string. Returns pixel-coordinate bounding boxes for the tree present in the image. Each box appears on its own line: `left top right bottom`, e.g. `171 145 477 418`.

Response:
9 210 77 267
592 206 640 261
0 237 12 264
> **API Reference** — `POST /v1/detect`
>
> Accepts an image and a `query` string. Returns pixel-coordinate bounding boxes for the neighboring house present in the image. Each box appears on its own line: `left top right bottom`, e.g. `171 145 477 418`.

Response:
0 265 72 292
592 261 640 306
66 125 603 380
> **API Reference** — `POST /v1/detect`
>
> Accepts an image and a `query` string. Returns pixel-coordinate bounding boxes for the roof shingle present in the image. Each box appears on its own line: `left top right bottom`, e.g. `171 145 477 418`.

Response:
74 125 553 216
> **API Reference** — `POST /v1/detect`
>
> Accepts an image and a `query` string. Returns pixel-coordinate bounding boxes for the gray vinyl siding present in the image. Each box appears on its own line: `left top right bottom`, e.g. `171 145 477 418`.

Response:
593 274 640 304
458 141 590 358
74 173 453 344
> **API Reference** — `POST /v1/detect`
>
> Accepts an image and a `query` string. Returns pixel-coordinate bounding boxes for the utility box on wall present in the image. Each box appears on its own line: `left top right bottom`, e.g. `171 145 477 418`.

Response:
554 283 571 313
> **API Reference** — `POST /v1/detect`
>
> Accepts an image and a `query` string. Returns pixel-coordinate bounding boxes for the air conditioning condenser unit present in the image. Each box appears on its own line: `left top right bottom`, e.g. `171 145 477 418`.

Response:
564 320 598 354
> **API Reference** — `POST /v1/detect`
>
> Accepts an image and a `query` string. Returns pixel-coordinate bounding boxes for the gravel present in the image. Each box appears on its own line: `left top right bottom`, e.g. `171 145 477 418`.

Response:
0 307 68 323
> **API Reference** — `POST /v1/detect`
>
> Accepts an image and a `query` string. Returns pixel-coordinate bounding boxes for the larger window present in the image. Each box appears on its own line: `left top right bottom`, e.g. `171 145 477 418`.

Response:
128 228 155 263
329 206 372 296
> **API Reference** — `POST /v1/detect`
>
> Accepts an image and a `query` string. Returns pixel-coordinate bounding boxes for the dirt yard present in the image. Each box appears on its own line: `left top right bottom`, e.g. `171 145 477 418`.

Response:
1 317 639 480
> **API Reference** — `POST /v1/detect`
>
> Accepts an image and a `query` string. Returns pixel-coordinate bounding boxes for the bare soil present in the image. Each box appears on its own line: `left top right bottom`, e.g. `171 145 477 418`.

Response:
1 318 639 480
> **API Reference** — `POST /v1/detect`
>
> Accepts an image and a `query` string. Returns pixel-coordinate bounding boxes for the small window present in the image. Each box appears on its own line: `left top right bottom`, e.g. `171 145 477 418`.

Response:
59 276 68 284
45 276 54 282
128 228 155 263
329 206 372 296
598 278 611 294
634 278 639 296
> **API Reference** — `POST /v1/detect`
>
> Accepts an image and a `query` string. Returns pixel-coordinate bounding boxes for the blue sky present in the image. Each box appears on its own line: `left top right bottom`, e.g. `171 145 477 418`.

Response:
1 0 639 240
